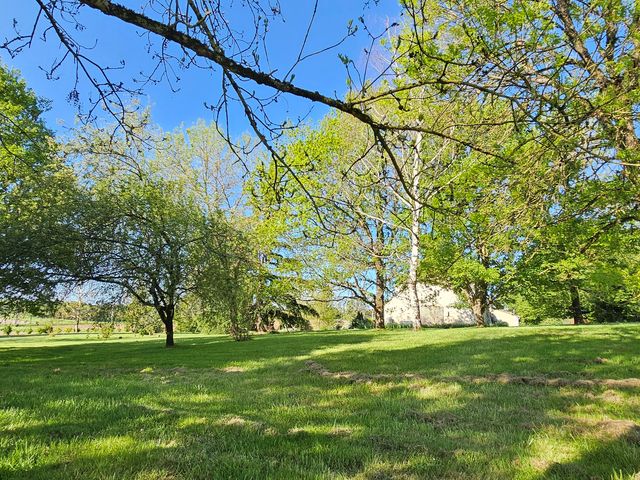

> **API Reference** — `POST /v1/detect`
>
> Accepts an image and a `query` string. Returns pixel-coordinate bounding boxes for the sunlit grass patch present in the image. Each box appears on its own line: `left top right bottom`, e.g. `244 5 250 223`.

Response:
1 325 639 479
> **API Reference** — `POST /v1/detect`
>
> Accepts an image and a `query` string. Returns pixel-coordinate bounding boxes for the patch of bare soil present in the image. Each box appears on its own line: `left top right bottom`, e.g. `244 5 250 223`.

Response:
530 458 556 472
329 426 353 437
595 419 640 443
303 360 420 383
447 373 640 389
303 360 640 389
218 415 263 430
600 389 624 403
570 418 640 444
219 366 245 373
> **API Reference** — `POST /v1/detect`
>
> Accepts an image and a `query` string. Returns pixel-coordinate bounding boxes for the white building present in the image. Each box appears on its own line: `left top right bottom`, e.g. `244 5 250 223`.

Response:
384 283 519 327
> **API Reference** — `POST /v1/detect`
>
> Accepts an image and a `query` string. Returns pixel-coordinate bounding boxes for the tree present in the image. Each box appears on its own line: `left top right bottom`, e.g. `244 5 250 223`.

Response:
0 63 75 311
414 101 533 326
54 294 96 332
397 0 640 176
509 222 640 325
508 178 640 325
253 294 317 332
260 112 402 328
65 117 239 346
419 155 518 326
4 0 507 207
160 120 251 214
261 97 476 330
367 91 475 330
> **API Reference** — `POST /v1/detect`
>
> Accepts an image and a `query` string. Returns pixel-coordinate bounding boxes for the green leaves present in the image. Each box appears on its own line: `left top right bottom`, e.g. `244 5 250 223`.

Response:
0 63 76 311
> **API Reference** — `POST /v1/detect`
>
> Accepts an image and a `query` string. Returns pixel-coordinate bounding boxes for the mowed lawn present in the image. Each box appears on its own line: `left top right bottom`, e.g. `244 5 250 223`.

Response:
1 326 639 479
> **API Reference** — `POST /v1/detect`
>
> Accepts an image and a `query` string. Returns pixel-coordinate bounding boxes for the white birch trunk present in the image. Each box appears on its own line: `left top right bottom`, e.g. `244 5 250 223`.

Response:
408 131 422 330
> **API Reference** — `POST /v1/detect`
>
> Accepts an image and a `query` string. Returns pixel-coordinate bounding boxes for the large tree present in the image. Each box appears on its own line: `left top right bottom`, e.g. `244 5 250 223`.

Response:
65 118 239 346
260 112 403 328
3 0 507 207
397 0 640 175
508 173 640 325
414 100 537 326
419 144 523 326
0 63 75 311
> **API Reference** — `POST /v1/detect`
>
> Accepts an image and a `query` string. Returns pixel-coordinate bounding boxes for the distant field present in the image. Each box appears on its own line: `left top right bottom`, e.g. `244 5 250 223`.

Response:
1 325 639 479
1 316 86 335
0 316 125 335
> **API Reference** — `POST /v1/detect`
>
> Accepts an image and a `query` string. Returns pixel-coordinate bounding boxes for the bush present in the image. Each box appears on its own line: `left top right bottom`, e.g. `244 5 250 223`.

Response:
491 320 509 327
350 312 372 329
2 325 12 336
591 298 640 323
37 324 54 335
96 322 115 339
229 323 251 341
385 323 412 329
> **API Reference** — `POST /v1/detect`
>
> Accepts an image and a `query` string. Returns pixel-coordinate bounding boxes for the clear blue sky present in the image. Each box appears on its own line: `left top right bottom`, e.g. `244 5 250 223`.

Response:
2 1 401 135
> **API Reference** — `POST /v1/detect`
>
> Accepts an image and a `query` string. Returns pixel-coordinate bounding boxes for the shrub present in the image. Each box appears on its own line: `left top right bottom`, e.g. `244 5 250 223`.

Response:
37 324 54 335
350 311 373 329
491 320 509 327
96 322 115 339
591 298 640 323
229 323 251 341
2 325 12 336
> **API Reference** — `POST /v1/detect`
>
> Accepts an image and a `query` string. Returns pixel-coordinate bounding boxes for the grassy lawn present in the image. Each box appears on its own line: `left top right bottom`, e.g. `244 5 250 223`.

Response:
1 325 639 479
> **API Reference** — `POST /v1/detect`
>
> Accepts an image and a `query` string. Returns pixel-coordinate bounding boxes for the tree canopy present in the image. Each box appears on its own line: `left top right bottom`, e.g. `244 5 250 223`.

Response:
1 1 639 340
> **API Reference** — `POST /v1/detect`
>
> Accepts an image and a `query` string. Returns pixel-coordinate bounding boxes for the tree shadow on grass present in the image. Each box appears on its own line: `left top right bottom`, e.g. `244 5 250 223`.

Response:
1 327 639 479
540 422 640 479
8 372 638 479
0 330 377 370
314 326 640 380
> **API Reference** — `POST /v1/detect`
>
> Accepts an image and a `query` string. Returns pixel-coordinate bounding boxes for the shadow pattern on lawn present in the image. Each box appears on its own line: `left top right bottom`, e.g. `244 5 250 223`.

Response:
0 328 639 479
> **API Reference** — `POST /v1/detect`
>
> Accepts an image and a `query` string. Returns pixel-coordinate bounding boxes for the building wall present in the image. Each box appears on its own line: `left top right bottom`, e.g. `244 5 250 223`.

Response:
491 309 520 327
384 284 518 327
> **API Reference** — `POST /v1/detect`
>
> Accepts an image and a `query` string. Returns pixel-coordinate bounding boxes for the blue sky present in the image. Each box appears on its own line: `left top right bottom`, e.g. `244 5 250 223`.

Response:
2 1 401 135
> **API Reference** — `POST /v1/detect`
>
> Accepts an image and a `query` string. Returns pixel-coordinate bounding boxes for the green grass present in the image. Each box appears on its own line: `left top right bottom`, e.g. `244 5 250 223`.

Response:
1 325 639 479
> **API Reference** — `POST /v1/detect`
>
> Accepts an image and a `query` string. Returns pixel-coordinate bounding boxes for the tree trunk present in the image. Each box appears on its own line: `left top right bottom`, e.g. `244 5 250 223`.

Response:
373 221 386 329
569 283 585 325
408 230 421 330
470 298 489 327
408 131 423 330
156 304 175 347
164 308 175 347
373 275 385 328
617 102 640 182
466 284 489 327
